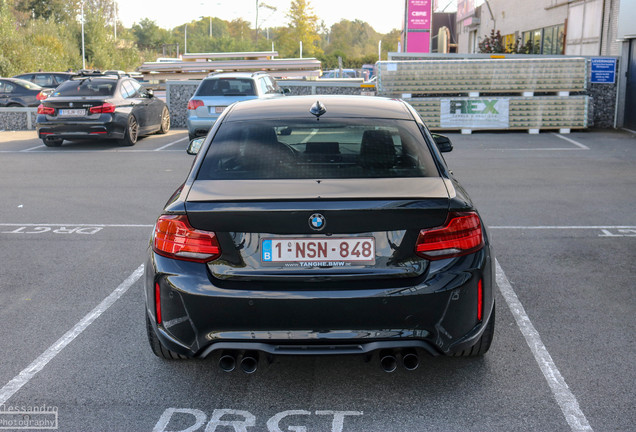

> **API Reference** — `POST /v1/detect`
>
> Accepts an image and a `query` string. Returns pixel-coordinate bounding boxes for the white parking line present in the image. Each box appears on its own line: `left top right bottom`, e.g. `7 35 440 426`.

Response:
0 264 144 406
155 136 188 151
21 144 46 152
553 133 590 150
496 259 592 432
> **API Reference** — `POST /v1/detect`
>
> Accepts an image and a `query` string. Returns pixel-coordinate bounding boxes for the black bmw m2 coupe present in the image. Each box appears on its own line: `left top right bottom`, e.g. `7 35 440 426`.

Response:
145 95 495 373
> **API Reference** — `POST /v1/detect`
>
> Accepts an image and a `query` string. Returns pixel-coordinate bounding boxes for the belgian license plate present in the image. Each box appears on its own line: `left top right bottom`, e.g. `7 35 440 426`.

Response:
213 106 227 114
261 237 375 266
58 109 85 116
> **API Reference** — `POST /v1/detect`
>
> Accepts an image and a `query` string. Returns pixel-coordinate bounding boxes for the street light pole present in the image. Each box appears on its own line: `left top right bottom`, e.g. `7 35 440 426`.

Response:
81 1 86 69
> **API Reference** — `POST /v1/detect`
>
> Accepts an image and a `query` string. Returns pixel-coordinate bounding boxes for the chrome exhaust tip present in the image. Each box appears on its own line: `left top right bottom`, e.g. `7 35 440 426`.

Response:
219 350 237 372
379 350 398 373
401 348 419 371
240 351 259 374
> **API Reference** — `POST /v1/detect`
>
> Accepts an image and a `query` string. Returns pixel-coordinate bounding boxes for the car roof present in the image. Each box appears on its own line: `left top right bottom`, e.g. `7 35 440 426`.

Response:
1 77 43 88
204 72 268 80
223 95 415 121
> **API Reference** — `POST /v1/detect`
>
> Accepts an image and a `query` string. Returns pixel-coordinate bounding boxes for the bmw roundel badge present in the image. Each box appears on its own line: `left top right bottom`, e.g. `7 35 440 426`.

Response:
309 213 326 231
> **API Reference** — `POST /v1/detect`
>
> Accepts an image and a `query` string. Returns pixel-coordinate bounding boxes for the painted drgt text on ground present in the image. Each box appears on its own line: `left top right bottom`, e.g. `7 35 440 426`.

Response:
153 408 363 432
1 226 103 235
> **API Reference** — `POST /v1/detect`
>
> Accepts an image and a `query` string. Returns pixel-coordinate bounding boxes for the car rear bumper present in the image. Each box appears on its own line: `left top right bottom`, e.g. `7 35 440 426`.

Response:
186 115 219 137
145 245 495 358
36 116 124 140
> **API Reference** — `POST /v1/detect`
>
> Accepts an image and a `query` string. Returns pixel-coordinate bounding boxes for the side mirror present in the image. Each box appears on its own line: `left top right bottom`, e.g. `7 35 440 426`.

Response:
282 87 291 95
432 134 453 153
146 88 154 98
187 137 205 155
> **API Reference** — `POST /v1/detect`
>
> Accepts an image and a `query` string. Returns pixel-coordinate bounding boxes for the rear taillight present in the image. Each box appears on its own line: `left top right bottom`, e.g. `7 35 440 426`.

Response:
415 212 484 260
152 215 221 263
36 91 48 101
187 99 204 110
37 104 55 115
89 102 116 114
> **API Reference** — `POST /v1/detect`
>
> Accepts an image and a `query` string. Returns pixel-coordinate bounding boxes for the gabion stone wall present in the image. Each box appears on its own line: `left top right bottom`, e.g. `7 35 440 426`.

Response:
167 81 199 129
588 74 618 128
0 109 37 131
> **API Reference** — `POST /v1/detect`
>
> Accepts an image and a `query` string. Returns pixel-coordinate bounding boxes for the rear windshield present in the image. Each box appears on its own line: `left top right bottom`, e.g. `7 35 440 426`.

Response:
52 79 116 97
196 78 256 96
196 119 439 180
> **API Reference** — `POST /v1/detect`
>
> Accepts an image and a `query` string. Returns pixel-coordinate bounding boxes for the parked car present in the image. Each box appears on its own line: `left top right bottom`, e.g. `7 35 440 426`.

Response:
186 71 287 140
0 78 46 107
146 95 495 373
13 72 75 89
36 71 170 147
321 69 359 78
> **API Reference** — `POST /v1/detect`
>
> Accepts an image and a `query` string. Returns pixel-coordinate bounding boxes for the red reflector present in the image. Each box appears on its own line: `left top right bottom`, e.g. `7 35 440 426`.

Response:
477 279 483 321
89 102 116 114
89 131 107 134
153 215 221 263
155 282 162 324
37 104 55 115
415 212 484 260
187 99 204 110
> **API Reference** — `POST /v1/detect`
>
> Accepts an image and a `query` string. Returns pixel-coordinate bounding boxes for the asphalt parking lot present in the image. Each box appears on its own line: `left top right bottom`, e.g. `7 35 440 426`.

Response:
0 128 634 432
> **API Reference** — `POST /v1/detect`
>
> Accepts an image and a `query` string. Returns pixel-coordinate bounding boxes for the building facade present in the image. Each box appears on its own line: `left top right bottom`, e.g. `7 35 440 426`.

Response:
456 0 622 56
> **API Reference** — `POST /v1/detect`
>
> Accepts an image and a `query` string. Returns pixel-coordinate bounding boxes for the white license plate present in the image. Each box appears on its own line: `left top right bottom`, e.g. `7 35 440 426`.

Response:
213 106 226 114
58 109 86 116
261 237 375 265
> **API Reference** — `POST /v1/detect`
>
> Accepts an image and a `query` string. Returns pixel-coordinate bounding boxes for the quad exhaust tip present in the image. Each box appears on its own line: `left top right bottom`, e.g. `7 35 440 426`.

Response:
219 350 259 374
380 349 419 372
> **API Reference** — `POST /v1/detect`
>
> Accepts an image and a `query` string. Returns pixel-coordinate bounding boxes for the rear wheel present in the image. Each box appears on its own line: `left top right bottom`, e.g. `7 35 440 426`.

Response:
119 115 138 146
158 107 170 134
450 303 495 357
42 138 63 147
146 314 187 360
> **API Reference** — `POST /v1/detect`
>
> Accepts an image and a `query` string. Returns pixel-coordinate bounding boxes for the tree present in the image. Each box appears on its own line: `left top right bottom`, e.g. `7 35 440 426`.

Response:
277 0 322 58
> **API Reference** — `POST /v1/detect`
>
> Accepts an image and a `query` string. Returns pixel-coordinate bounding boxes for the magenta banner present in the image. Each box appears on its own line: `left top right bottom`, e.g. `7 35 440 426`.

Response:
406 31 430 53
407 0 431 30
406 0 431 53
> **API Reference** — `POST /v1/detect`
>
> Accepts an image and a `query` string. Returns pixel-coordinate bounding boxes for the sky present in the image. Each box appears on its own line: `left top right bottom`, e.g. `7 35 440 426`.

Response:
114 0 445 35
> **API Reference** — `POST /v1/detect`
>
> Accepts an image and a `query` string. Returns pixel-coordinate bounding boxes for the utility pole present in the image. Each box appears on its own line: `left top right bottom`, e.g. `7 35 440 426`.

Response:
81 1 86 69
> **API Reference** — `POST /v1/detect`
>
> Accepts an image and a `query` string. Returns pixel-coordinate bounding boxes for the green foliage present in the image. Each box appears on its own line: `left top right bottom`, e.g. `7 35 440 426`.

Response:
1 0 403 76
277 0 323 58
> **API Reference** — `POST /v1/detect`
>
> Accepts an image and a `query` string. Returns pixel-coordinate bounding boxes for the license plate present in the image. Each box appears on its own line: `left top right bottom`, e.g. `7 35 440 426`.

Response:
213 106 226 114
261 237 375 266
58 109 86 116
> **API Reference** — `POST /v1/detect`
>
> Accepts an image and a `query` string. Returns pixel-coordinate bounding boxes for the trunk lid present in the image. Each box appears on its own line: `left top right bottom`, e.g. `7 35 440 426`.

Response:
186 178 450 282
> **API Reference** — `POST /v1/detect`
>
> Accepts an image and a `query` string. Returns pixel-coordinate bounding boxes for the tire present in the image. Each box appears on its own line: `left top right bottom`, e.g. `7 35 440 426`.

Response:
146 314 187 360
7 103 22 107
42 138 63 147
450 303 495 357
119 115 138 146
158 107 170 134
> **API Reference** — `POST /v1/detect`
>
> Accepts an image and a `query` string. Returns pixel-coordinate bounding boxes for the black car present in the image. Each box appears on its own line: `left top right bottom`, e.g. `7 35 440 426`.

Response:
13 72 75 89
145 95 495 373
0 78 46 107
36 72 170 147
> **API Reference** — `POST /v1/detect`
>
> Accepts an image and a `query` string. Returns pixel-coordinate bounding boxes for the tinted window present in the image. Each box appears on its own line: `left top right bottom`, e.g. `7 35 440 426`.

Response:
197 119 439 180
53 79 115 97
196 78 256 96
120 81 136 98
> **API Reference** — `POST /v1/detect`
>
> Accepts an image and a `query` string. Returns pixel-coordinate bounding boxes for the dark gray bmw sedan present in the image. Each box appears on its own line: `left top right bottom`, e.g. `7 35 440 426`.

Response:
145 95 495 373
